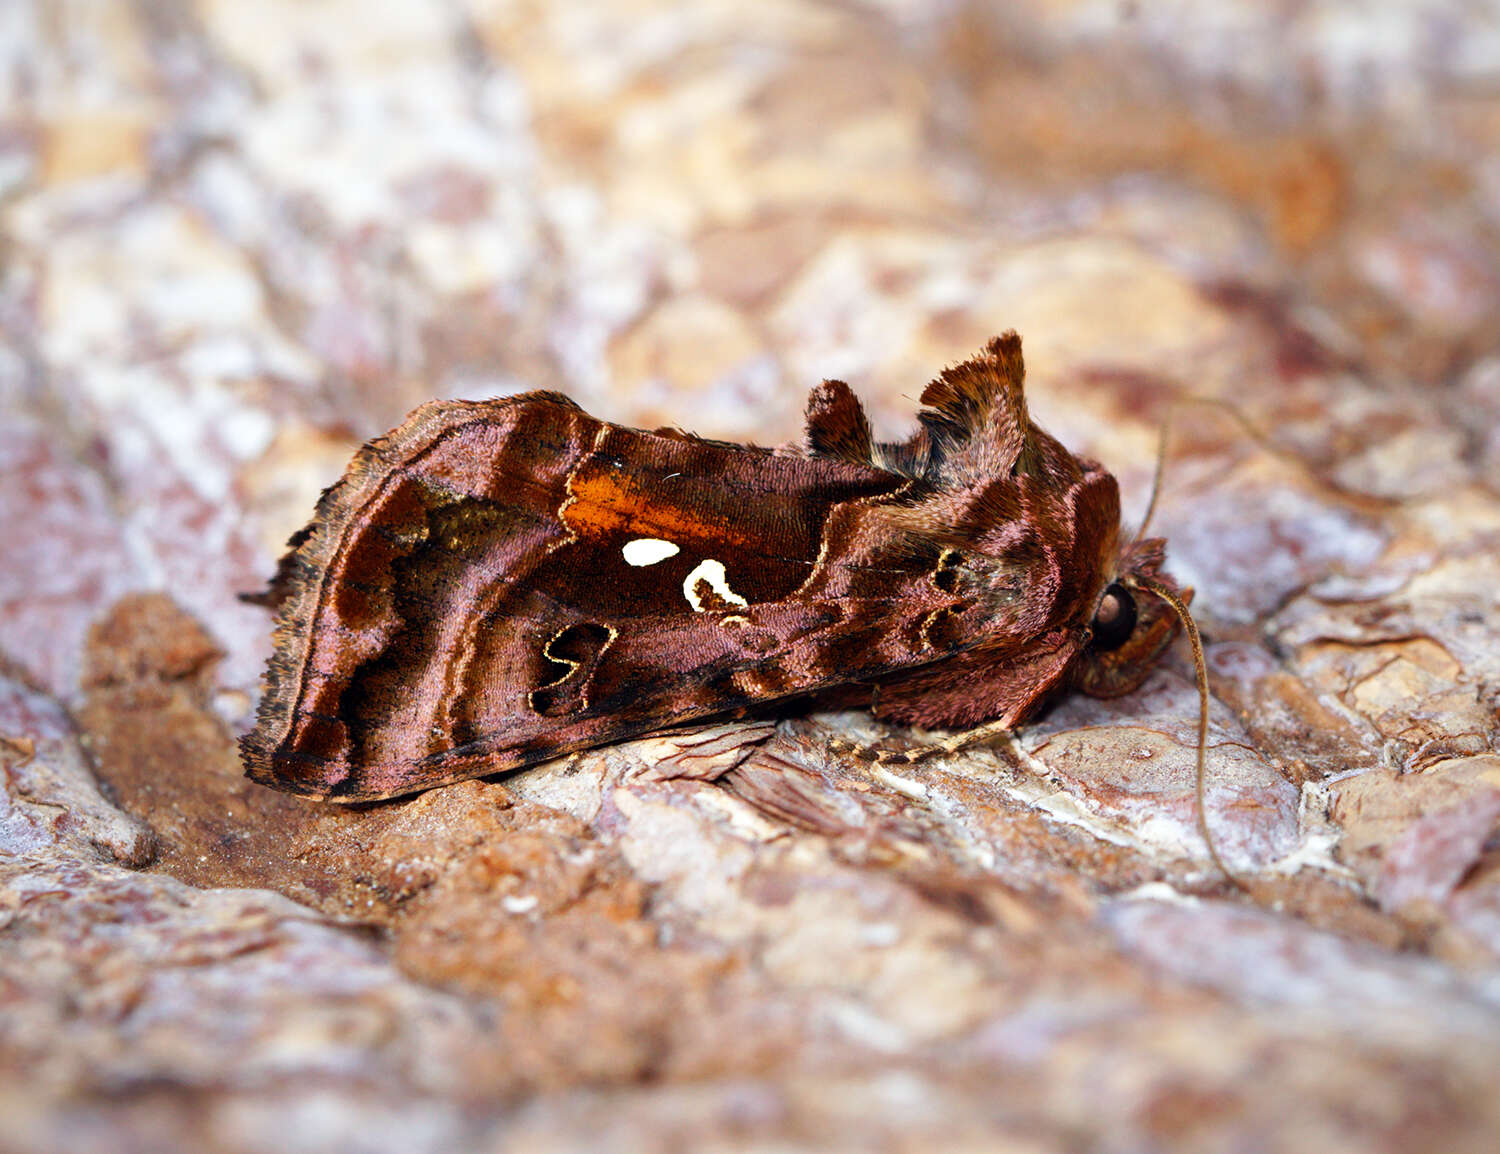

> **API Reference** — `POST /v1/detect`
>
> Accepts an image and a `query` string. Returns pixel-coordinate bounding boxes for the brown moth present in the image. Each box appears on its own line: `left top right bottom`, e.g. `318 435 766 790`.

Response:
242 333 1217 863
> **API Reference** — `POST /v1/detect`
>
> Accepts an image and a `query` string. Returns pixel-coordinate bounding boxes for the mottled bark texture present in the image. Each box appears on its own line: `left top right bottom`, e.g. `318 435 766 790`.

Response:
3 2 1499 1152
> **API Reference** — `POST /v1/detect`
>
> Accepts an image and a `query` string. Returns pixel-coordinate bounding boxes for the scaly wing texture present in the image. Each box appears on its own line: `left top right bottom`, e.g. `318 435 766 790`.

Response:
809 333 1125 728
245 335 1128 800
245 394 956 799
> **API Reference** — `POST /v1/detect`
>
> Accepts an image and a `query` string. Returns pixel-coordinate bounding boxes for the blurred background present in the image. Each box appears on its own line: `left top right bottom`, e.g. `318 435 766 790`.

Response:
4 3 1500 1152
4 0 1499 691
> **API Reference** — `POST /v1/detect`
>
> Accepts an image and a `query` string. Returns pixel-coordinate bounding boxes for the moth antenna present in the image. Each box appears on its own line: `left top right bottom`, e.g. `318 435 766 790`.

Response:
1129 421 1172 548
1136 575 1248 892
1132 396 1395 546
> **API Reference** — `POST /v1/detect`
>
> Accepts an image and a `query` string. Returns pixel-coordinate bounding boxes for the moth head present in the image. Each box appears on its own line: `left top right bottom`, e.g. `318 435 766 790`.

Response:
1074 536 1189 699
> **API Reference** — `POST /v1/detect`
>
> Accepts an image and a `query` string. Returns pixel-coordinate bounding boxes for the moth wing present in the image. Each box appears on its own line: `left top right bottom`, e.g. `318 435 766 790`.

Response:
244 394 957 801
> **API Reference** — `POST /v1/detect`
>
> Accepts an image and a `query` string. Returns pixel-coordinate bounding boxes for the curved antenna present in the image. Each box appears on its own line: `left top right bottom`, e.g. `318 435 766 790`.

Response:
1134 397 1396 547
1136 575 1248 892
1129 421 1172 549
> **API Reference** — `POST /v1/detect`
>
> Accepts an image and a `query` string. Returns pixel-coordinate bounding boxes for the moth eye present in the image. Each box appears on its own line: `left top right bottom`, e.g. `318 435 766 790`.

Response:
1089 583 1137 653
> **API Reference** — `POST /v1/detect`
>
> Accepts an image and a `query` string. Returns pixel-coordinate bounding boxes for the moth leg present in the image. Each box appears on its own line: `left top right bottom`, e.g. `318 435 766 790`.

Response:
827 717 1014 767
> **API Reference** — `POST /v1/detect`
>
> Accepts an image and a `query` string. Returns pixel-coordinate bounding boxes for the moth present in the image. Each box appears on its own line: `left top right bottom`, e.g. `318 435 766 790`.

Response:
243 333 1215 861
